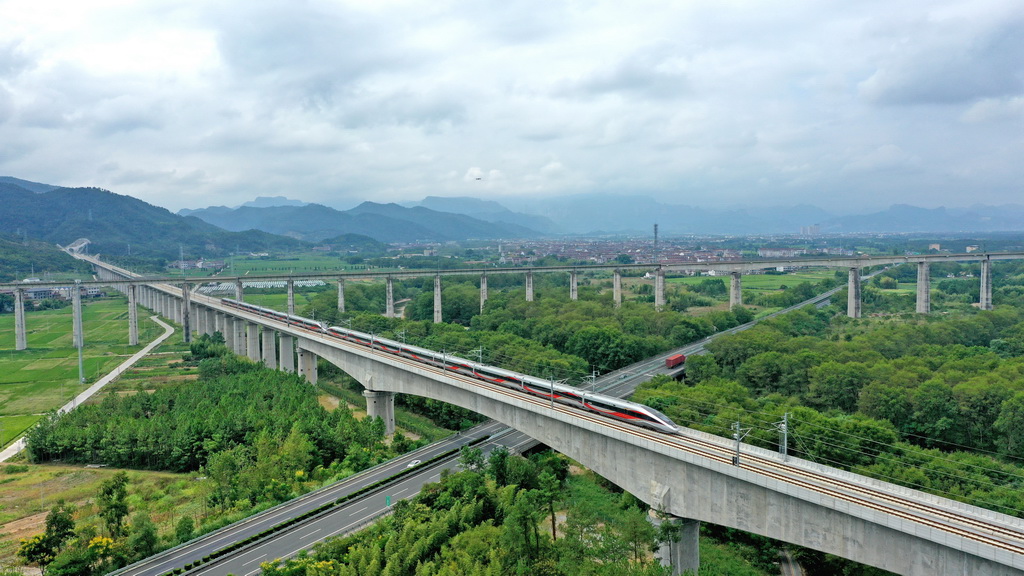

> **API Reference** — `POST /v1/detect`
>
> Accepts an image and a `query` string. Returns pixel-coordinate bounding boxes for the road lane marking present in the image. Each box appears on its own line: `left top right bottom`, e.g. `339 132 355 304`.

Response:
300 528 322 540
242 554 267 567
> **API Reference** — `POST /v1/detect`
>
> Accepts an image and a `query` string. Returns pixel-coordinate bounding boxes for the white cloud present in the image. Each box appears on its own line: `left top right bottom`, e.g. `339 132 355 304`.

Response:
962 97 1024 123
0 0 1021 213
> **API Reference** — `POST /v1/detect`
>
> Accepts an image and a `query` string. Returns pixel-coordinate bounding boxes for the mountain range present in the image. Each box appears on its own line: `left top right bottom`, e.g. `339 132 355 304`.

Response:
0 180 306 262
186 192 1024 238
6 175 1024 259
179 201 541 242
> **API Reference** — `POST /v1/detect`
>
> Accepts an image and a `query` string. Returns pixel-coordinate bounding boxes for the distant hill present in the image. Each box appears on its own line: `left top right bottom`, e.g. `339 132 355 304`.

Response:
0 233 89 283
316 233 389 254
495 193 1024 236
497 193 833 235
240 196 307 208
414 196 558 233
0 176 59 194
0 181 307 265
822 204 1024 234
180 201 541 242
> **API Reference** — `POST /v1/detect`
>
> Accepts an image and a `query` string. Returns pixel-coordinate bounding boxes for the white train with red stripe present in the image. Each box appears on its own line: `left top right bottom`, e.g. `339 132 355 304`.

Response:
222 298 681 435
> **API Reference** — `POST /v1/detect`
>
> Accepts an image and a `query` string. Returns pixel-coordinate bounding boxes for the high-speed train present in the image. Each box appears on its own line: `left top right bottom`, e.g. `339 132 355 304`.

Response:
222 298 681 434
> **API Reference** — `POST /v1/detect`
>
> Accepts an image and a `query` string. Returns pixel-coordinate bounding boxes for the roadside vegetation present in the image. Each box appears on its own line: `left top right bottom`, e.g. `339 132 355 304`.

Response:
261 448 775 576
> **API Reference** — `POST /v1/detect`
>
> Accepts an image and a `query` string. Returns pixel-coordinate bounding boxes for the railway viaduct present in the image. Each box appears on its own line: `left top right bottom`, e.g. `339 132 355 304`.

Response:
5 250 1020 353
4 252 1024 575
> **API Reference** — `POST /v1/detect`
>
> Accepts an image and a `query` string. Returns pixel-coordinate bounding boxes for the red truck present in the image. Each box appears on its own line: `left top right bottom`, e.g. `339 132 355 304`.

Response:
665 354 686 369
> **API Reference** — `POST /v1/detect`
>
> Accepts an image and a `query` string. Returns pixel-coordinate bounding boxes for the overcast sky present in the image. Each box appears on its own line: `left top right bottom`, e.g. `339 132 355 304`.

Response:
1 0 1022 214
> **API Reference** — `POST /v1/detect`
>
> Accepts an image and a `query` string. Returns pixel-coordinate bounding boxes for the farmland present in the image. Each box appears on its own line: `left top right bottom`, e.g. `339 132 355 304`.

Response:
0 297 181 447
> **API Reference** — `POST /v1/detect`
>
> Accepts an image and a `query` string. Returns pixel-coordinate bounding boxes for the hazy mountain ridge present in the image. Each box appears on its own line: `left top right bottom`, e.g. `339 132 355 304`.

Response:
0 180 306 262
0 176 60 194
181 201 542 242
498 194 1024 235
412 196 559 233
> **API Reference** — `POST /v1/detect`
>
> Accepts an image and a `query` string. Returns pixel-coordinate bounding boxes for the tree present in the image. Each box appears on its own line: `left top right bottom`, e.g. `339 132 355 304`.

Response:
618 506 656 564
44 500 77 552
174 516 195 544
45 547 98 576
488 447 510 487
539 471 560 541
127 512 158 560
806 361 868 413
995 392 1024 459
98 471 130 538
459 446 485 472
17 534 57 573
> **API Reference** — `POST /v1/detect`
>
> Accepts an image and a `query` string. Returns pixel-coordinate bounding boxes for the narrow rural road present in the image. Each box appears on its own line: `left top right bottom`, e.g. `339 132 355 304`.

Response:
0 316 175 462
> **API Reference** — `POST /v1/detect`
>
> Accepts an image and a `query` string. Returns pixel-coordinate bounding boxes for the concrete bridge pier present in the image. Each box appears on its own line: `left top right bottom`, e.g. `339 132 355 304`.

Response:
287 279 295 316
297 348 318 384
364 390 396 435
526 271 534 302
261 327 277 369
181 285 192 343
205 308 216 337
651 514 700 576
337 279 346 314
235 280 244 301
916 262 930 314
385 277 395 318
570 271 578 301
127 284 139 346
434 275 443 323
730 272 743 308
246 323 260 361
980 258 993 310
279 334 295 373
847 268 861 318
232 318 246 356
72 283 84 351
480 273 488 312
14 288 27 350
613 270 622 308
655 268 666 311
221 314 234 350
191 303 201 337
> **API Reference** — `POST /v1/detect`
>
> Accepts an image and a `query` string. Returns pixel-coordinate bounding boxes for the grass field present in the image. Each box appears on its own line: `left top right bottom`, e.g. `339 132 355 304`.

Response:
0 297 181 447
667 269 839 292
241 291 316 312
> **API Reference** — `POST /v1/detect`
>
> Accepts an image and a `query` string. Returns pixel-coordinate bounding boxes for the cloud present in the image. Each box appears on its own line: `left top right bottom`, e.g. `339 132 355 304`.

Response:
0 0 1022 213
559 42 690 100
961 97 1024 123
843 144 920 173
858 14 1024 105
0 40 32 78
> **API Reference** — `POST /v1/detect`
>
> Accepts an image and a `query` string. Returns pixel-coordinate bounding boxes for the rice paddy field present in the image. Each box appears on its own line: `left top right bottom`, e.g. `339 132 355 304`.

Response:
0 297 181 448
